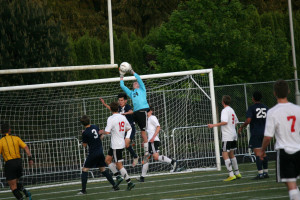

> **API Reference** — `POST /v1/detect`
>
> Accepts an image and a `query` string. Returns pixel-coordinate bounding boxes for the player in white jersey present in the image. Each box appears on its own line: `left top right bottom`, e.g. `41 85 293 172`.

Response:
258 80 300 200
100 102 135 191
136 106 177 182
208 95 242 181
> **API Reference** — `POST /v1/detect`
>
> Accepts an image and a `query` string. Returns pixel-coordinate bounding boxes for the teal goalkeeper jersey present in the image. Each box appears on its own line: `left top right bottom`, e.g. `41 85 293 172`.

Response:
120 73 149 112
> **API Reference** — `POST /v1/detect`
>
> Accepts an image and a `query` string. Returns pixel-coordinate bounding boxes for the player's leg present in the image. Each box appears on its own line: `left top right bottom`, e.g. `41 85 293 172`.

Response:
253 148 264 179
106 149 123 186
115 149 135 191
17 182 31 200
286 182 300 200
127 125 139 167
222 142 236 181
134 110 149 161
79 167 89 194
98 153 119 191
229 141 241 178
152 142 177 172
6 159 25 200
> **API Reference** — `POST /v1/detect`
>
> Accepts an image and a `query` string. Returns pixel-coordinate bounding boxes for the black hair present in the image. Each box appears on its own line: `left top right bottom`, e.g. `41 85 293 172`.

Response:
117 93 127 100
1 123 10 134
80 115 90 126
253 91 262 102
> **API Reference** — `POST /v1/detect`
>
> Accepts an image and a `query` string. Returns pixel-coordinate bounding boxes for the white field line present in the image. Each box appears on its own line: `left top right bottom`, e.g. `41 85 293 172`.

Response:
0 168 276 200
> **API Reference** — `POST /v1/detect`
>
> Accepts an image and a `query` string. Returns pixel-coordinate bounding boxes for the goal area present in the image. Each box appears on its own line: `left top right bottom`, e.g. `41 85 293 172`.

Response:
0 69 220 189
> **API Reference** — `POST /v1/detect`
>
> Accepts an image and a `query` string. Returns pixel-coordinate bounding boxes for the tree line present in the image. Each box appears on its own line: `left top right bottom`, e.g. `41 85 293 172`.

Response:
0 0 299 86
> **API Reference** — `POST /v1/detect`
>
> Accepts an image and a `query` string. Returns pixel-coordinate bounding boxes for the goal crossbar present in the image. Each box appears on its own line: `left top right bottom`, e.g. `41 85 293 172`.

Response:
0 69 212 91
0 64 118 75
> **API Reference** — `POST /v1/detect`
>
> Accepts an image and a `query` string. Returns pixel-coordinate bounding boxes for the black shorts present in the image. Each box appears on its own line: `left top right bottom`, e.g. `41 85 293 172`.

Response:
84 153 106 168
276 149 300 182
222 141 237 152
249 135 264 149
149 141 161 154
133 108 149 131
107 148 124 163
5 158 22 181
125 124 136 140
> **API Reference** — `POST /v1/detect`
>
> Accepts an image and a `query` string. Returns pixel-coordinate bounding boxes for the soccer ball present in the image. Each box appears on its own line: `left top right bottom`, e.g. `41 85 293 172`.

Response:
119 62 132 73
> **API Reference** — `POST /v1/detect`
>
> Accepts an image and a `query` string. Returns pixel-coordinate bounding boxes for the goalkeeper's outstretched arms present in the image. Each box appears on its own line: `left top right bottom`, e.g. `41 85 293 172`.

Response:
120 76 133 97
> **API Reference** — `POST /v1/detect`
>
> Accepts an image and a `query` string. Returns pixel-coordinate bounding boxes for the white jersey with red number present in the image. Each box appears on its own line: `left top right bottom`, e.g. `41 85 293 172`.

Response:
105 113 131 149
221 106 239 141
146 115 160 142
264 102 300 154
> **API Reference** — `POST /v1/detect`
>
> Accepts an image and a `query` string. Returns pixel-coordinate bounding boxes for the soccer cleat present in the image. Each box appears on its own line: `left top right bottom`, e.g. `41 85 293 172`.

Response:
223 175 236 181
115 175 124 187
126 182 135 191
26 191 32 200
132 156 139 167
77 190 87 195
113 185 120 191
171 159 178 172
235 173 242 179
252 174 264 180
136 176 145 182
263 173 269 178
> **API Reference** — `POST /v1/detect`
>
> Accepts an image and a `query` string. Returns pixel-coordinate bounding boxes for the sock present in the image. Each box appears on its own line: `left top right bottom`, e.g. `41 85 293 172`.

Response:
108 163 118 175
262 155 268 170
255 156 263 172
225 159 234 177
120 167 130 181
17 183 28 197
81 171 88 192
158 155 172 164
13 189 23 200
263 169 269 173
141 162 149 177
258 170 263 175
289 189 300 200
231 157 240 175
126 145 138 158
102 170 115 186
144 142 149 153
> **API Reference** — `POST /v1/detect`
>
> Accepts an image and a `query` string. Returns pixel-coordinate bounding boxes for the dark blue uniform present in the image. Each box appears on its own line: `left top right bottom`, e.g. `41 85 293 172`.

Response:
82 125 106 168
246 103 268 149
119 104 136 140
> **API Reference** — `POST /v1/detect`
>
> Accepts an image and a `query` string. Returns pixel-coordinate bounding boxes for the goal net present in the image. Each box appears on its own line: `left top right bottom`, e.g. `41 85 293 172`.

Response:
0 69 219 189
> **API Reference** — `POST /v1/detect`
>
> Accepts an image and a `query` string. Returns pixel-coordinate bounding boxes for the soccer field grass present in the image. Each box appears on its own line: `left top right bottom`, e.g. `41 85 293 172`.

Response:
0 161 298 200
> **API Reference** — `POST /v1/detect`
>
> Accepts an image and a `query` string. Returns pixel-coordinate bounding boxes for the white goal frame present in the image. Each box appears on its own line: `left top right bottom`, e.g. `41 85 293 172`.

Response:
0 69 220 191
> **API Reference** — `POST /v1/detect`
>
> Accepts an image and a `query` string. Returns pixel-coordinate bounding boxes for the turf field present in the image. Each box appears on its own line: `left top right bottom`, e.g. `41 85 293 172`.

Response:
0 161 298 200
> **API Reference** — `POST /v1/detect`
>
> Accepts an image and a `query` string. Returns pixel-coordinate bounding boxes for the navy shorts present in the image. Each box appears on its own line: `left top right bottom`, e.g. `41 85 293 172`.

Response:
221 141 237 152
84 153 106 168
149 141 161 154
133 108 149 131
249 135 264 149
5 158 22 181
276 149 300 182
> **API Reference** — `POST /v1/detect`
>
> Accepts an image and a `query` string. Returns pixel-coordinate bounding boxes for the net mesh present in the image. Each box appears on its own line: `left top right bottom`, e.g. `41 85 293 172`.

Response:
0 71 217 188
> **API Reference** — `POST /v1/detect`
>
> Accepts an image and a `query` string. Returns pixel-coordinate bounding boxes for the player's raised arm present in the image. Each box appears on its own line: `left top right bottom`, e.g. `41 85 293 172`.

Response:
120 78 133 97
100 98 111 111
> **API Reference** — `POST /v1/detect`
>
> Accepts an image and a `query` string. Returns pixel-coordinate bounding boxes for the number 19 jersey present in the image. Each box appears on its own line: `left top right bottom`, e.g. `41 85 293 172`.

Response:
264 102 300 154
105 113 131 149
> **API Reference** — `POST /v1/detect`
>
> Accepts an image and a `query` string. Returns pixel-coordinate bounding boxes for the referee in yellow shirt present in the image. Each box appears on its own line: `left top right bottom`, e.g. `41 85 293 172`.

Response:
0 123 33 200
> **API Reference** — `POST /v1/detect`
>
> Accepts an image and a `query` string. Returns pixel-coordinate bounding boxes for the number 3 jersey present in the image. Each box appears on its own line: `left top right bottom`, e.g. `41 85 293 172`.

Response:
264 102 300 154
82 125 103 155
105 113 131 149
246 103 268 136
221 106 239 142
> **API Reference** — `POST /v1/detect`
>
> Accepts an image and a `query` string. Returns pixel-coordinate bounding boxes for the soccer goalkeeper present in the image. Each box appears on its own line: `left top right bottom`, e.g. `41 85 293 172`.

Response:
120 68 150 164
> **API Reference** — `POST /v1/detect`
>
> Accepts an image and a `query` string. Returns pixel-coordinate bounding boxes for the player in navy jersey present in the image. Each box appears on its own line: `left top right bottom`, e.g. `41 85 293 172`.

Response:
120 70 150 164
78 115 119 194
238 91 269 179
100 93 139 167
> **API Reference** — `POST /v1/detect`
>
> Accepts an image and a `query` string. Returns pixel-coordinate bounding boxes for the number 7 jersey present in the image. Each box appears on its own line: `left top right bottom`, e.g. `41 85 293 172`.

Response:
105 113 132 149
264 102 300 154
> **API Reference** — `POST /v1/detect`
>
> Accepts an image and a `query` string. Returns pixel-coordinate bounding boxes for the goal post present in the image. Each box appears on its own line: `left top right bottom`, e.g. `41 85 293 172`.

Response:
0 69 220 189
